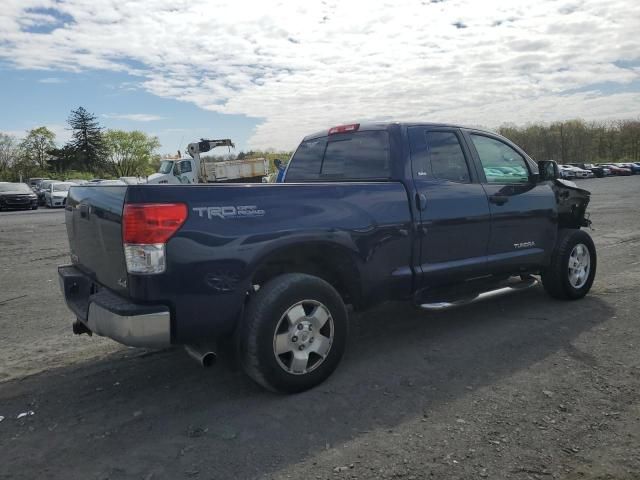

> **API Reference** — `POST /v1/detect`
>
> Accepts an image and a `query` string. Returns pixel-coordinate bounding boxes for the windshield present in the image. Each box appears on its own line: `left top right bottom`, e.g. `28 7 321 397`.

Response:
159 160 174 174
53 183 72 192
0 183 32 193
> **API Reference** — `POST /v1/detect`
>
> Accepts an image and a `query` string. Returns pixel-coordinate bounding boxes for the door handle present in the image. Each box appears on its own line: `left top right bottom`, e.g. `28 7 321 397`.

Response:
489 194 508 206
415 193 427 211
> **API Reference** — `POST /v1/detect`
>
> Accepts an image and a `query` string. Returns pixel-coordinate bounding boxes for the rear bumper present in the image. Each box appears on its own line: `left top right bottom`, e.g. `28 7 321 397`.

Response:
49 197 67 207
58 265 171 348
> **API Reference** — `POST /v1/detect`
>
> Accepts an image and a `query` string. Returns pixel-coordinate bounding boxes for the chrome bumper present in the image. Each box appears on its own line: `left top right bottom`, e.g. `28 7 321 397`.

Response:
85 302 170 348
58 265 171 348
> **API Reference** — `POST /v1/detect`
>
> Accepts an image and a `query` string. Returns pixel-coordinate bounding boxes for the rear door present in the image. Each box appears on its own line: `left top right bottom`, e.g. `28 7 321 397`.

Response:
408 127 491 286
462 131 556 273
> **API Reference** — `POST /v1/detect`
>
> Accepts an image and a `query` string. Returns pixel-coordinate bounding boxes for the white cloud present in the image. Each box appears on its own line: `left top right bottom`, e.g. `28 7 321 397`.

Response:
38 77 66 83
102 113 165 122
1 0 639 149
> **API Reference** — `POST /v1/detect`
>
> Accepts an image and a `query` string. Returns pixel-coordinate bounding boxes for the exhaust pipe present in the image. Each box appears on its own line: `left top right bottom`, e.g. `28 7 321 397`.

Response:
185 344 217 367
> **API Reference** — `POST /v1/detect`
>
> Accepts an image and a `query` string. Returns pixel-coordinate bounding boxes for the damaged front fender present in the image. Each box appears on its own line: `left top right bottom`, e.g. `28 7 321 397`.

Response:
552 179 592 229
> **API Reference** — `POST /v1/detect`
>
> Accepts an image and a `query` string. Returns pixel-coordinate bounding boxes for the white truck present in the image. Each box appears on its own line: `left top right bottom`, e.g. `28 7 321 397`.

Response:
147 139 269 184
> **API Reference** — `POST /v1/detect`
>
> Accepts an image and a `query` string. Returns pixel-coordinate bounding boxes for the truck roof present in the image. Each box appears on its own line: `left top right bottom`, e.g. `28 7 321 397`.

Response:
302 121 481 141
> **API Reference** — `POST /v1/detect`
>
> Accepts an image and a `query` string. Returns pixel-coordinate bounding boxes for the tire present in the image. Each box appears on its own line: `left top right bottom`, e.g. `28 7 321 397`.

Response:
239 273 348 393
31 205 38 210
542 229 596 300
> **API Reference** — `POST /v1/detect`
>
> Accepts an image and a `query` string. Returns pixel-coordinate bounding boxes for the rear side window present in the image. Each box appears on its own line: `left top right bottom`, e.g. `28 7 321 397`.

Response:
286 131 390 181
425 131 470 183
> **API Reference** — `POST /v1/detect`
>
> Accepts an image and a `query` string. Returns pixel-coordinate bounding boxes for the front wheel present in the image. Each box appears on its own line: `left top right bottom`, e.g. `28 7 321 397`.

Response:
542 229 596 300
239 273 348 393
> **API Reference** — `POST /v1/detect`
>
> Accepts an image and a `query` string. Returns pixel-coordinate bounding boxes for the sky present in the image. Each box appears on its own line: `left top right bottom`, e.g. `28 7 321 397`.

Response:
0 0 639 154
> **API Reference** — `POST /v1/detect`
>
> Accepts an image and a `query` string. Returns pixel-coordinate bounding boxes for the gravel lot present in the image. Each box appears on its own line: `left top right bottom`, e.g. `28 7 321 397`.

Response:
1 177 639 479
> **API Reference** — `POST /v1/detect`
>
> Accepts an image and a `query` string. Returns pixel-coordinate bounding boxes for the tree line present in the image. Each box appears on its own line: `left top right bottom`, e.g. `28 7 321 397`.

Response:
498 119 640 164
0 107 160 182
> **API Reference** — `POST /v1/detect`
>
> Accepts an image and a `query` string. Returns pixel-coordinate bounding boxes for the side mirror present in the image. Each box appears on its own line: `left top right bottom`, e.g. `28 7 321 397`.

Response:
537 160 559 181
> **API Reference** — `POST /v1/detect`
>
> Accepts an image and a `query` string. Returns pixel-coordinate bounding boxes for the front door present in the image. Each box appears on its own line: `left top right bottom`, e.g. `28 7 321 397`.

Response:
463 131 556 273
408 127 492 287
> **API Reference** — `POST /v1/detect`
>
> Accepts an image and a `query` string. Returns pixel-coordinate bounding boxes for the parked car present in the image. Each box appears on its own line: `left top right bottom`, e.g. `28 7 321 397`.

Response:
570 163 607 178
36 179 56 205
0 182 38 210
615 162 640 174
601 164 632 176
591 165 612 176
28 177 48 190
44 182 75 207
561 165 594 179
58 122 596 393
558 165 577 179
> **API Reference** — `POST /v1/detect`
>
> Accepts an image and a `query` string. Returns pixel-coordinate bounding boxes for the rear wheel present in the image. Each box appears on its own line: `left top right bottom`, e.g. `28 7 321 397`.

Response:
542 229 596 300
239 273 348 393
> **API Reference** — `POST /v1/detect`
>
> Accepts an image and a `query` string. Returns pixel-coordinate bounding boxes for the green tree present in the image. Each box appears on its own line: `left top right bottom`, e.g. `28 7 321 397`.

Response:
103 129 161 177
19 126 56 169
0 133 18 174
68 106 105 172
48 145 81 173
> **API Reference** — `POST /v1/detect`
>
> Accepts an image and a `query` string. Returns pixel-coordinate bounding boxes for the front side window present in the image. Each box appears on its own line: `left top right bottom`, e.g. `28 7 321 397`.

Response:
470 134 530 184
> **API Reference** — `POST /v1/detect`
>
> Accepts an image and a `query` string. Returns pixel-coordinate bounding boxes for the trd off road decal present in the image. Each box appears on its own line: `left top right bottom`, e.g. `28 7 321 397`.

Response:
192 205 266 220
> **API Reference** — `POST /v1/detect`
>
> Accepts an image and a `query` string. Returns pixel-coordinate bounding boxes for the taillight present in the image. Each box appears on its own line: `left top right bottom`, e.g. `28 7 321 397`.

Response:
328 123 360 135
122 203 187 274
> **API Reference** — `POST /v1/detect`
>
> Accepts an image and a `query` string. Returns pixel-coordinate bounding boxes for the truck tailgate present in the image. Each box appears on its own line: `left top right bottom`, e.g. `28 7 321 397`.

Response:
65 186 129 295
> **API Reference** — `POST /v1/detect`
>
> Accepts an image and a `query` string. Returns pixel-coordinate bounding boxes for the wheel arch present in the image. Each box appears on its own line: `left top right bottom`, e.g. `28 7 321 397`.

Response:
249 241 363 309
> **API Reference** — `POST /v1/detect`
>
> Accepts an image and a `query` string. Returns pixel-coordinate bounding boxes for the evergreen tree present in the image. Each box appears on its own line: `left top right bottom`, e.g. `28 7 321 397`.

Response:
67 107 105 171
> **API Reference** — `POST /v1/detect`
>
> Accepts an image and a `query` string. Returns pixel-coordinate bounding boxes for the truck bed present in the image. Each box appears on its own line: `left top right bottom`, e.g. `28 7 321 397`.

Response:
64 182 414 343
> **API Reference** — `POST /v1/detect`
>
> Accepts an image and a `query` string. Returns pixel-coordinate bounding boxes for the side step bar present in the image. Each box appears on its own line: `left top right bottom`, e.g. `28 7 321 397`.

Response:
419 276 539 311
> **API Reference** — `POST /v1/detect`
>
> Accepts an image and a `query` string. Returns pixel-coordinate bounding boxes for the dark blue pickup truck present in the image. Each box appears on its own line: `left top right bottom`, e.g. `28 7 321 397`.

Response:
59 122 596 393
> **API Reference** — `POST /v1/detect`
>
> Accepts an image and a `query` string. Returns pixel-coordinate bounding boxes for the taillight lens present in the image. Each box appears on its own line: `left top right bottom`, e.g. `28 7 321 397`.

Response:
123 203 187 274
123 203 187 244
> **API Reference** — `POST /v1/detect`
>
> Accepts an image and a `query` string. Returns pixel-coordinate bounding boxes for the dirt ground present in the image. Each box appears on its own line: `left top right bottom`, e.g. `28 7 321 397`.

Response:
0 177 639 480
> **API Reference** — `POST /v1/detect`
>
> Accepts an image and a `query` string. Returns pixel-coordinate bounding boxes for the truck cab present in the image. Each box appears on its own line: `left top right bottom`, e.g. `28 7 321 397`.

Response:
148 158 195 184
